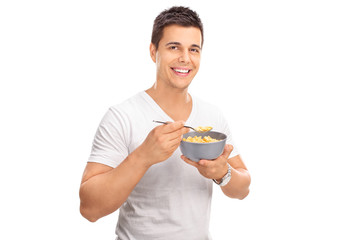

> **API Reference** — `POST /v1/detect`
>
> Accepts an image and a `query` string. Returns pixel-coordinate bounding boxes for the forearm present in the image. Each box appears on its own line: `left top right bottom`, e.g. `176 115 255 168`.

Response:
220 167 251 200
79 150 149 222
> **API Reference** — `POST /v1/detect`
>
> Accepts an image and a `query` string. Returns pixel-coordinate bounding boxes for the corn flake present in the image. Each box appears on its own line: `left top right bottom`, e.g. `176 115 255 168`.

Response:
183 135 220 143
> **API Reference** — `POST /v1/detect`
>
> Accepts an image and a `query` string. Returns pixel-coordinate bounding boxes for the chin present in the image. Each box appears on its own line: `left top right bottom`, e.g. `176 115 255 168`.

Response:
170 80 192 90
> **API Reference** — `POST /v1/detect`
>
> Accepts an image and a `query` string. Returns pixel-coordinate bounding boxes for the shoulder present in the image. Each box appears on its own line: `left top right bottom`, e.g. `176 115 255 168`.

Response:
96 92 141 129
108 91 146 117
103 91 154 133
110 91 143 110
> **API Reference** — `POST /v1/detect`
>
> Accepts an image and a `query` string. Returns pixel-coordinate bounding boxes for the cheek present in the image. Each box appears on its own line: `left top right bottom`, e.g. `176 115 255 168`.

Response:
192 55 201 67
196 59 201 68
155 55 164 72
156 53 171 68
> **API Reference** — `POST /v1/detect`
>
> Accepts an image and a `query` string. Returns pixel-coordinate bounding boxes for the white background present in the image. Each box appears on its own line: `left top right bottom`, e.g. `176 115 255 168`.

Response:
1 0 359 239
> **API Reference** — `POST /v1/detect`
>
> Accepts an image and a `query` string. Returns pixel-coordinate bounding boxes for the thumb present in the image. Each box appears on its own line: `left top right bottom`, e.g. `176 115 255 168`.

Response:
221 144 233 159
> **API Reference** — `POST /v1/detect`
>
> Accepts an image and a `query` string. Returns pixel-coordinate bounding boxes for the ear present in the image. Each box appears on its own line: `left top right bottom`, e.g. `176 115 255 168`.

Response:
149 43 156 63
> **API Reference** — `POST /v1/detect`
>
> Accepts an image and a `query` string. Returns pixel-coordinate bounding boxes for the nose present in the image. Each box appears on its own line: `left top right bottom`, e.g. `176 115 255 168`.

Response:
179 50 190 63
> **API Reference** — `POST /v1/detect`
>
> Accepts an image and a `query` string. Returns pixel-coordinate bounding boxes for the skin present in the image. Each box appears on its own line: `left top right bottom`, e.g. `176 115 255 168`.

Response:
79 25 251 222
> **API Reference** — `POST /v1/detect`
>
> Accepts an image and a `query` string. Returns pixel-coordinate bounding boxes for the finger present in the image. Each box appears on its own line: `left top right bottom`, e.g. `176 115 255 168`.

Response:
198 159 211 167
167 126 190 141
181 155 199 168
168 136 183 149
162 121 185 133
221 144 234 160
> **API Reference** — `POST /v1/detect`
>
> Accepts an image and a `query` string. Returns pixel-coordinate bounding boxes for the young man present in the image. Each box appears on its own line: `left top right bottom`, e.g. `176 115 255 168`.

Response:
80 6 251 240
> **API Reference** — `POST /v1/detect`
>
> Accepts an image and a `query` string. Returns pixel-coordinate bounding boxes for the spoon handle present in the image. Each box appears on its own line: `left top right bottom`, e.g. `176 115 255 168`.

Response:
153 120 195 131
153 120 168 125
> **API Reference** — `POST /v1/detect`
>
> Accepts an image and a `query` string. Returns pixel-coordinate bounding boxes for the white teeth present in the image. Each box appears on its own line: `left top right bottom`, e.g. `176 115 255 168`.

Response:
173 68 190 73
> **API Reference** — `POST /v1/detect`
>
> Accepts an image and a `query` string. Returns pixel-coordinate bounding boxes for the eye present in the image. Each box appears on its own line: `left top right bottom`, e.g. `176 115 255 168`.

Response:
190 48 200 53
170 46 178 50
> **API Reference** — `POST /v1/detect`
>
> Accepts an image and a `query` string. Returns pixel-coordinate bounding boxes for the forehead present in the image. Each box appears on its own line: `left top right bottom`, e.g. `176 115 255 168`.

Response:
160 25 202 46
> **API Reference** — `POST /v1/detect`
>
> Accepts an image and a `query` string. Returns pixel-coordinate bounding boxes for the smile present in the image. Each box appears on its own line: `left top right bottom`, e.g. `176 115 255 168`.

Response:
171 67 191 76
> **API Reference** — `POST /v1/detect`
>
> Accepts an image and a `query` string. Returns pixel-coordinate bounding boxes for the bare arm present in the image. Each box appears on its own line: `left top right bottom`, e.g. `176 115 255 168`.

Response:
79 121 190 222
220 153 251 199
79 150 149 222
181 145 251 200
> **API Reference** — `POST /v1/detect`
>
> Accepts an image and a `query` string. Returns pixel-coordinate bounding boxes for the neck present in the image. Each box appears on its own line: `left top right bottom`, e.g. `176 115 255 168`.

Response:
146 81 191 106
145 81 192 122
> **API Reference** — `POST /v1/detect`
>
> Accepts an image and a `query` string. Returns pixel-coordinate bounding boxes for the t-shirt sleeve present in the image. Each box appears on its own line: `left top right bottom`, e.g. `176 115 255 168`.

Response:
88 107 129 168
218 110 239 159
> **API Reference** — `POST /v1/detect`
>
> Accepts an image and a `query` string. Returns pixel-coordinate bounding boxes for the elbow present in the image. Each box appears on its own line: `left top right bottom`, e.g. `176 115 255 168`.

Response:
237 188 250 200
80 204 99 222
232 176 251 200
79 185 100 222
225 188 250 200
237 172 251 200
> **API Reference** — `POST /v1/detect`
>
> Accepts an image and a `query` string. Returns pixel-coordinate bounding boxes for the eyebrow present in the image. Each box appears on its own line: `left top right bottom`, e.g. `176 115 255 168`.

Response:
165 42 202 49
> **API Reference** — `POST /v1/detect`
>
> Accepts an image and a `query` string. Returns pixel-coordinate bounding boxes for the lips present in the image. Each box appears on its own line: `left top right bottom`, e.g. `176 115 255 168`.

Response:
171 67 191 76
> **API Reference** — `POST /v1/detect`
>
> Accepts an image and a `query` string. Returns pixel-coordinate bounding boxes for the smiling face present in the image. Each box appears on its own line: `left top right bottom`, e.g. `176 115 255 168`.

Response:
150 25 202 91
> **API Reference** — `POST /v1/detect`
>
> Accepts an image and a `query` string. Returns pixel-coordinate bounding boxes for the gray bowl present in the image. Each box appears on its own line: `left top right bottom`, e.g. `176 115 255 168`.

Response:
180 131 227 162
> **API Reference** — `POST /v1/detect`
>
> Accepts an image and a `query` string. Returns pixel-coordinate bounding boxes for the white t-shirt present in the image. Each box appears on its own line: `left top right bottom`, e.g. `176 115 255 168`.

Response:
88 91 239 240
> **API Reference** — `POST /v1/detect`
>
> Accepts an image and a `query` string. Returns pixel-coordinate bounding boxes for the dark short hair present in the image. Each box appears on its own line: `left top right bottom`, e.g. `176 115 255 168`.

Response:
151 6 204 50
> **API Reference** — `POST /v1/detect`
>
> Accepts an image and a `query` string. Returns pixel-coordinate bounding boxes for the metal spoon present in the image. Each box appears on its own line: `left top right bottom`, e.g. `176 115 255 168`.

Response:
153 120 212 133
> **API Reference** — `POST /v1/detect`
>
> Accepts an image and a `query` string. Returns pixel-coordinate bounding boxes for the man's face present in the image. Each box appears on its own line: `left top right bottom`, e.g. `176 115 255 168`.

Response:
150 25 202 90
